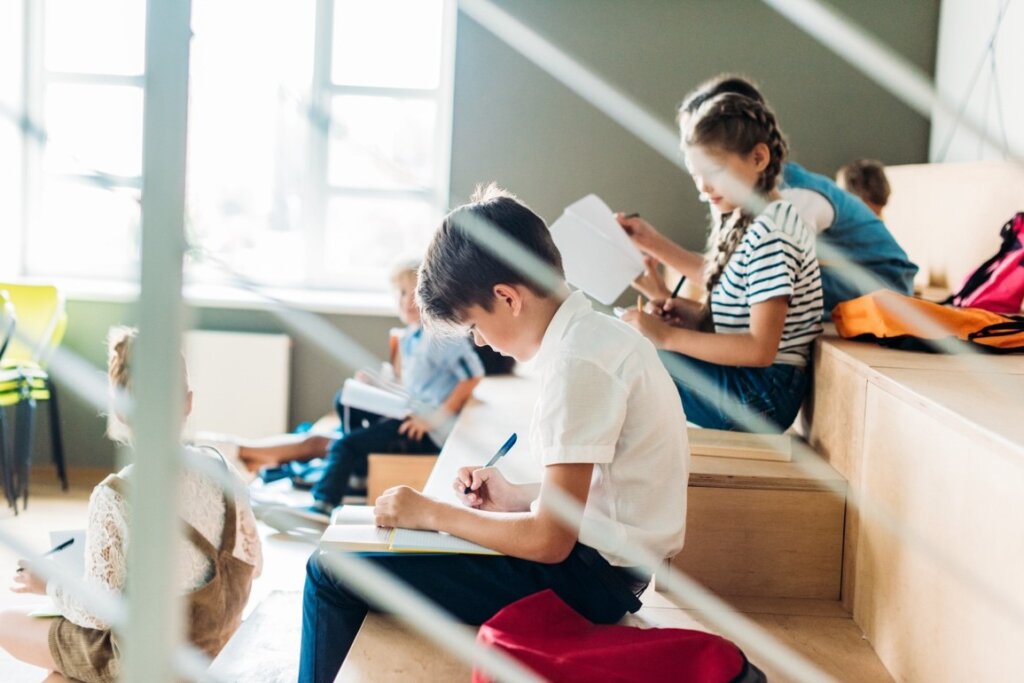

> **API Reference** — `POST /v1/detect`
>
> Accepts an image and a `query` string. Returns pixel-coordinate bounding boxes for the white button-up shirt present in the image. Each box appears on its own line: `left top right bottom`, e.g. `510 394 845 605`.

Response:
526 290 690 566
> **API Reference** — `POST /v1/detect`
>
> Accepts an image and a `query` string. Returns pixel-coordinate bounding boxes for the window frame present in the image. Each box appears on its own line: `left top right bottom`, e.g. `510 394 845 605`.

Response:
11 0 457 307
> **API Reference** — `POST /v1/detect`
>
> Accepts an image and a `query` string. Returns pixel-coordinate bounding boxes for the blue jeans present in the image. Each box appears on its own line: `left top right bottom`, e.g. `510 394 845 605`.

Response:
311 418 439 507
658 352 809 432
299 546 641 683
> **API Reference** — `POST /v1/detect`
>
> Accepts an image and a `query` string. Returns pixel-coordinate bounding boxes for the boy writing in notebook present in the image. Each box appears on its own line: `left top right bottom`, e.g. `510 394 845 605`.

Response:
299 185 690 683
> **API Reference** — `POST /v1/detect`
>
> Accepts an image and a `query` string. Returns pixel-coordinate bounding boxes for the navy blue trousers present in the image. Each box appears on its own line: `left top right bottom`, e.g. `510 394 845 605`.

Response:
311 418 438 506
298 547 638 683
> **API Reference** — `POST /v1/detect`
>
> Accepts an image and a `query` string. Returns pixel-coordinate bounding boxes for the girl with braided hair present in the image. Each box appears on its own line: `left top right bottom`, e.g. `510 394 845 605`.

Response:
619 92 823 432
672 74 916 318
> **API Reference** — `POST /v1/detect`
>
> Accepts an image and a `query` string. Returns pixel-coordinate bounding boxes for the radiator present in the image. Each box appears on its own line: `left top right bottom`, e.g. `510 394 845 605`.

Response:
184 330 291 439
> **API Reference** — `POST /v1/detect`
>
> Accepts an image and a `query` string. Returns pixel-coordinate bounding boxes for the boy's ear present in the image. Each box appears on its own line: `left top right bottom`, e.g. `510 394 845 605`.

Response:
492 283 524 315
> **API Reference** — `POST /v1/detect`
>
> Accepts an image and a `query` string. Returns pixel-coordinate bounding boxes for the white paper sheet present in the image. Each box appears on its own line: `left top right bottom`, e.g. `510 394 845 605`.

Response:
549 194 646 305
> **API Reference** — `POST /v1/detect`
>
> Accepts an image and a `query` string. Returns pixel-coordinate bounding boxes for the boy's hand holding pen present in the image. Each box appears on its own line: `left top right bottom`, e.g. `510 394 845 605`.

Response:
456 433 518 510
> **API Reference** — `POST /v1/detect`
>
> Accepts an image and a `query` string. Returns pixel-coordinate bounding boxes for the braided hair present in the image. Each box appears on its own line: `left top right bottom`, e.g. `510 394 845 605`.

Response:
681 93 788 310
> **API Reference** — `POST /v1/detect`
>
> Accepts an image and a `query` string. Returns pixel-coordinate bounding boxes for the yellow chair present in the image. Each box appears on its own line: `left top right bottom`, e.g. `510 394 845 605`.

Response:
0 284 68 512
0 291 15 508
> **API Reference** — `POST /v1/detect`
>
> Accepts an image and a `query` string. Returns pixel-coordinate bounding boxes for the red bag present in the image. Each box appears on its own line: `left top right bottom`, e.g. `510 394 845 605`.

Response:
472 590 765 683
947 212 1024 313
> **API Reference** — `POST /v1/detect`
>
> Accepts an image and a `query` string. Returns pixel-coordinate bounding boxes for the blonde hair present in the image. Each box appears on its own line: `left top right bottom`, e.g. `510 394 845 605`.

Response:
107 326 137 392
389 259 421 287
105 326 190 442
682 93 788 308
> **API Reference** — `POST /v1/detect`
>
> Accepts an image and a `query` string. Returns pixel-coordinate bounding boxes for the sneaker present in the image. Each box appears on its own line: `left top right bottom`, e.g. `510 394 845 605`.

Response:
288 501 334 525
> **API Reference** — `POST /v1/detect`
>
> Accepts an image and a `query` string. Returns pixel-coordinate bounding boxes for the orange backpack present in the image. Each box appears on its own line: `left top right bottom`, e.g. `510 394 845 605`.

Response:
832 290 1024 353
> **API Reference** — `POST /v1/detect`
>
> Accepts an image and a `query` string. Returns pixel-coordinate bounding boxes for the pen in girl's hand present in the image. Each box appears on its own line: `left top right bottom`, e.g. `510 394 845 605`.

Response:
623 212 640 219
463 433 517 495
16 537 75 573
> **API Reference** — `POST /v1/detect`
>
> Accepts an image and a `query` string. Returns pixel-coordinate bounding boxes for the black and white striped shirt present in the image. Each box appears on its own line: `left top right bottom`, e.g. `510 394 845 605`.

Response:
710 200 824 366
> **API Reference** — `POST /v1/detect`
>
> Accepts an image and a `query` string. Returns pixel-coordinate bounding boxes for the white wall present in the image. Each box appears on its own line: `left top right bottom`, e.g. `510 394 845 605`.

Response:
930 0 1024 162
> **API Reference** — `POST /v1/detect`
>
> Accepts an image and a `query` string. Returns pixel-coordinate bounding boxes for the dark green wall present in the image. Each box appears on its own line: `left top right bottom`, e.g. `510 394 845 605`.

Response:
450 0 940 251
49 0 939 469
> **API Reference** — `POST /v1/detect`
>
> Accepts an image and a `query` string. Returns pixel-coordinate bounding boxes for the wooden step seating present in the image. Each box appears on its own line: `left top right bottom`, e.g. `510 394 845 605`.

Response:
336 374 853 681
674 448 845 600
366 453 438 501
800 331 1024 682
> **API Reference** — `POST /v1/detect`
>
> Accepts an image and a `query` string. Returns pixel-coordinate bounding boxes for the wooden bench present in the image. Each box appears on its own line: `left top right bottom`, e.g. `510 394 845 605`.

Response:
366 453 438 501
338 371 850 679
799 331 1024 682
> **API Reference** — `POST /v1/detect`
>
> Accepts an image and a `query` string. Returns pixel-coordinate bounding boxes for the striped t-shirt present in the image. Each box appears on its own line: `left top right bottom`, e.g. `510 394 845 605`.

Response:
710 200 824 366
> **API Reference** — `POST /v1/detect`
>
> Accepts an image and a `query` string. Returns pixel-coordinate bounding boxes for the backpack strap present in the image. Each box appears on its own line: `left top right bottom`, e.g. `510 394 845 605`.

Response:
98 452 236 558
967 317 1024 341
947 214 1024 305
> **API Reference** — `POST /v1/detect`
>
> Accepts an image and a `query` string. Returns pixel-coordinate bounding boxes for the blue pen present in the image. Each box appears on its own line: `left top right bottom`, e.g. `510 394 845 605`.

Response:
463 433 517 494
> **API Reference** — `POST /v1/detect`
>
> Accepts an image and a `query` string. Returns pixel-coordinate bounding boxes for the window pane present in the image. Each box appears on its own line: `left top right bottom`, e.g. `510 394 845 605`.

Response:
328 95 438 190
186 0 315 289
26 179 140 279
44 83 143 177
44 0 146 75
324 196 438 290
332 0 445 89
186 218 308 289
0 1 24 275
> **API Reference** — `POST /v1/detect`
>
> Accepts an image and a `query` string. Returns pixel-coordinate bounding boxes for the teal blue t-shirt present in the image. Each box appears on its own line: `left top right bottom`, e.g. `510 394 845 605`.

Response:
781 162 918 319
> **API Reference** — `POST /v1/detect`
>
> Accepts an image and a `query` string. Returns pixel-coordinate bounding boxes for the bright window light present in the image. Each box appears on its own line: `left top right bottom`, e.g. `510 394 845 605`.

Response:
12 0 456 296
44 0 145 75
332 0 445 89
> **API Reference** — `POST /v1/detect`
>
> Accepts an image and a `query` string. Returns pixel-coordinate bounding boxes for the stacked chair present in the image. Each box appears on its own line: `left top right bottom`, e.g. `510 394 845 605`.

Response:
0 284 68 513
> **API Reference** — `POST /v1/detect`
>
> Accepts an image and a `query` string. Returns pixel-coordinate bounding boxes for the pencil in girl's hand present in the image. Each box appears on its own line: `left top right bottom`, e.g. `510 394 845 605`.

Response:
16 537 75 572
670 275 686 299
637 294 643 312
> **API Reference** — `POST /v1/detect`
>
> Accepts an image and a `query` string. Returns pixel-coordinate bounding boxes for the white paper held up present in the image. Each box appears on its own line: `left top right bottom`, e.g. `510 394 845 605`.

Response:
549 194 645 305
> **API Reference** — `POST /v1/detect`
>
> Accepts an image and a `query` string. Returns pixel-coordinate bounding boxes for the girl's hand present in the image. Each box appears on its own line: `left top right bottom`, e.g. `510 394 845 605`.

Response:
454 466 519 512
374 486 438 529
632 256 672 301
398 415 431 441
615 213 661 253
11 562 46 595
650 297 706 330
621 307 673 347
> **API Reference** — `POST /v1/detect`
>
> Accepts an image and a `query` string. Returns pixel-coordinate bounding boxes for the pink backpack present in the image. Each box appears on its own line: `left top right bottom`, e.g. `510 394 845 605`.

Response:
947 213 1024 313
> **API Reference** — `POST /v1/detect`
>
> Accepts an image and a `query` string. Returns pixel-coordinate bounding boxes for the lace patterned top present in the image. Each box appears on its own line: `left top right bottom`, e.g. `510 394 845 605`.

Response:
46 447 263 630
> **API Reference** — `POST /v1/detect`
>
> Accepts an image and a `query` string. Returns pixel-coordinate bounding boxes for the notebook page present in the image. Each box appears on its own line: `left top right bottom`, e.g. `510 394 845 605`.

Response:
319 524 392 552
550 194 646 305
340 379 410 420
330 505 376 526
390 528 502 555
566 194 645 268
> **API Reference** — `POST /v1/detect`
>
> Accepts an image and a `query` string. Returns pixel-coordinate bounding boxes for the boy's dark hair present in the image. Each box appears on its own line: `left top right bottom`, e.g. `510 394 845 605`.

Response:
679 74 766 121
837 159 891 208
417 183 564 326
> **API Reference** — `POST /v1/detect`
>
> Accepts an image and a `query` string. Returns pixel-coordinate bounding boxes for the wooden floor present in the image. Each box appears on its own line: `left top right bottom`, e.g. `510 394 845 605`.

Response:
0 471 893 682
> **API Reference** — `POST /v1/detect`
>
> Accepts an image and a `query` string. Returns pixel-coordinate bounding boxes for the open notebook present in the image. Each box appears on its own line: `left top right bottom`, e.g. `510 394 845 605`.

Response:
29 529 86 618
321 506 501 556
339 379 411 420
